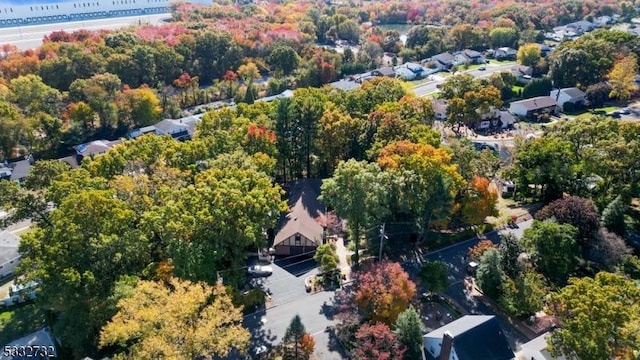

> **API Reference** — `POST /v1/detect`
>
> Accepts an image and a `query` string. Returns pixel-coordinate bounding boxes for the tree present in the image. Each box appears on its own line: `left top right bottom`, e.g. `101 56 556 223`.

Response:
283 315 313 360
353 323 405 360
522 78 552 99
268 45 300 76
24 160 69 190
418 261 448 293
498 233 524 278
535 196 600 247
316 107 361 175
521 220 579 285
476 248 504 298
547 272 640 360
313 243 340 272
320 160 386 268
100 278 249 360
489 27 518 48
601 195 626 235
447 24 485 50
608 54 638 100
500 270 549 317
238 62 261 83
440 73 480 100
287 88 326 177
517 43 542 67
8 74 63 116
460 176 498 226
587 229 631 271
115 86 161 128
394 305 424 360
354 261 416 325
585 82 611 108
468 240 497 262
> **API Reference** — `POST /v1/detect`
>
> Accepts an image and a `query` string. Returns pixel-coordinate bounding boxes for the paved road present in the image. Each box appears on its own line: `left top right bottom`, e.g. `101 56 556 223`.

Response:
403 219 534 352
413 63 516 97
0 14 171 49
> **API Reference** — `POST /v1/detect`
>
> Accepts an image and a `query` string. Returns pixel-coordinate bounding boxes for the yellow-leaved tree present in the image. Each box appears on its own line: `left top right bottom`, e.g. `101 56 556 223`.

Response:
99 277 250 360
608 54 638 100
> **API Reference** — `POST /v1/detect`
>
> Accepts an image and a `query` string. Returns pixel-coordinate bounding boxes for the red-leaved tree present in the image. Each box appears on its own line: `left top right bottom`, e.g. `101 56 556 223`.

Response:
354 261 416 325
353 323 405 360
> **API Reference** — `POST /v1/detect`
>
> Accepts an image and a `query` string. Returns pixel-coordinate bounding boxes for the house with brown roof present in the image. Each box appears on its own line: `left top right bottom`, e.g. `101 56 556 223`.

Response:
273 179 326 256
509 96 559 118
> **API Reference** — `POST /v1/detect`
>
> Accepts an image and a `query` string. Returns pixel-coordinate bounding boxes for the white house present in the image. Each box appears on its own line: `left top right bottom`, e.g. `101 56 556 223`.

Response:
0 231 21 280
395 67 417 81
549 87 586 110
516 332 567 360
423 315 514 360
509 96 558 118
495 47 517 60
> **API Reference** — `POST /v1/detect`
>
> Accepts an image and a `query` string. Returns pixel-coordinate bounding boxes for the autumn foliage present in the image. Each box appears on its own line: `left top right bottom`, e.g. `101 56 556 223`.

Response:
461 176 498 226
468 239 497 262
353 322 406 360
354 261 416 325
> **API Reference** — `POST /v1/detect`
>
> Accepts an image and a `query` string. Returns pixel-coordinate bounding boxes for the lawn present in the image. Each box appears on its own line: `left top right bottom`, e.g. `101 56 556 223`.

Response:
593 106 622 113
0 303 46 346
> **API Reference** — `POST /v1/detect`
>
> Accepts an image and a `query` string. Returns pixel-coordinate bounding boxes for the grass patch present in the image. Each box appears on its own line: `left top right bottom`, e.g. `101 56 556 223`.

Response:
512 85 524 94
0 303 46 346
593 106 621 113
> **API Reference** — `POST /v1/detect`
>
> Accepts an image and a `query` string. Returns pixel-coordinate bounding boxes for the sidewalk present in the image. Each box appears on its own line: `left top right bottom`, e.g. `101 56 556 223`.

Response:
332 236 353 281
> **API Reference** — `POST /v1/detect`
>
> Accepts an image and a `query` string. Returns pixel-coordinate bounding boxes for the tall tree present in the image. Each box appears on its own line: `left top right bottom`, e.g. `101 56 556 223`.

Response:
354 261 416 325
608 54 638 100
313 243 340 272
394 305 424 360
320 160 387 267
283 315 310 360
535 196 600 248
521 220 579 285
548 272 640 360
100 278 249 360
287 88 326 177
489 27 518 48
498 233 524 279
460 176 498 226
476 248 504 298
418 261 449 293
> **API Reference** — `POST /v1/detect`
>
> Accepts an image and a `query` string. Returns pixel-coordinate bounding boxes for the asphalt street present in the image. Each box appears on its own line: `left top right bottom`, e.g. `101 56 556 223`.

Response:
413 63 517 97
0 13 172 49
404 219 534 352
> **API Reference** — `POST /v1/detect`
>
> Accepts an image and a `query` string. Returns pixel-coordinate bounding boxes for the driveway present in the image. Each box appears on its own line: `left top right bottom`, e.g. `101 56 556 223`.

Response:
250 255 318 307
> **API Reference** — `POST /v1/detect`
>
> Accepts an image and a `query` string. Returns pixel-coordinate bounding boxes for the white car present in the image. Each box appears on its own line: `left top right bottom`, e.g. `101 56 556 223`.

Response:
247 265 273 277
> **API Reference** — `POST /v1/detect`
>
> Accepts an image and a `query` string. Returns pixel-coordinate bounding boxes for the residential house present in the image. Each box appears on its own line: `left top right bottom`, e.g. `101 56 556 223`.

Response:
73 139 122 164
455 49 485 64
426 52 456 70
537 43 552 57
0 328 57 360
0 155 34 183
516 332 567 360
128 114 203 141
594 16 614 27
509 96 559 118
549 87 586 110
329 79 361 92
395 66 417 81
423 315 514 360
511 65 534 81
565 20 595 34
495 47 517 60
371 66 396 77
405 62 426 75
499 110 517 129
0 231 21 280
433 99 448 120
256 89 294 103
273 179 325 256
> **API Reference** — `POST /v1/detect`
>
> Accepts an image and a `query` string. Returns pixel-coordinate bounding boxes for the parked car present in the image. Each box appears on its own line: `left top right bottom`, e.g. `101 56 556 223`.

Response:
609 111 621 119
478 66 486 71
247 265 273 277
619 107 631 115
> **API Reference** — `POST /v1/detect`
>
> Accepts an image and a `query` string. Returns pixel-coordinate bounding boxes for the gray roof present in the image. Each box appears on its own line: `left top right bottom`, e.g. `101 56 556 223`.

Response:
511 65 533 76
256 89 295 103
432 52 455 65
424 315 514 360
0 328 56 359
74 139 122 157
329 80 361 92
9 157 33 182
274 179 325 246
374 66 396 76
58 155 80 169
520 332 567 360
0 231 20 265
511 96 557 111
560 87 586 99
463 49 482 58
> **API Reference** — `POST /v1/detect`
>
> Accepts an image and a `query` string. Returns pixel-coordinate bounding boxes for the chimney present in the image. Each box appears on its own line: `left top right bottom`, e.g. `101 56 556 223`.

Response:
439 331 454 360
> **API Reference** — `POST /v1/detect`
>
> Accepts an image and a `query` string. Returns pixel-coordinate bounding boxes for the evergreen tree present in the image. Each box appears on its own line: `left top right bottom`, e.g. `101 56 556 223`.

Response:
394 305 424 360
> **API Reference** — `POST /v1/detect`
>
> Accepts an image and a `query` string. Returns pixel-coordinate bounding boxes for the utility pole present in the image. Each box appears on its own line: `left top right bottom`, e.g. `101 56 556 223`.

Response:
379 223 387 261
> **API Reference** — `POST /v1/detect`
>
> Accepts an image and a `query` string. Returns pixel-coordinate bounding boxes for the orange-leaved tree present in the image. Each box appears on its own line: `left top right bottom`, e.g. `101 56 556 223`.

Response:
461 176 498 226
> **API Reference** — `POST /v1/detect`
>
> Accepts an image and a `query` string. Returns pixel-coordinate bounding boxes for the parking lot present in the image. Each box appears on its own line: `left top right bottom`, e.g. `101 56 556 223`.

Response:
249 255 319 307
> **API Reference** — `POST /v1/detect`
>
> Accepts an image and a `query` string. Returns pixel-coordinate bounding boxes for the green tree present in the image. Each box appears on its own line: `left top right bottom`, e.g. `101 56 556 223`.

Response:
268 45 300 76
24 160 70 190
440 73 480 100
601 195 626 236
517 43 542 67
476 248 504 298
500 271 549 317
498 233 523 279
283 314 307 360
8 74 63 116
314 243 340 272
418 261 449 292
521 220 579 285
100 278 249 360
394 305 424 360
489 27 518 48
320 160 386 267
547 272 640 360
